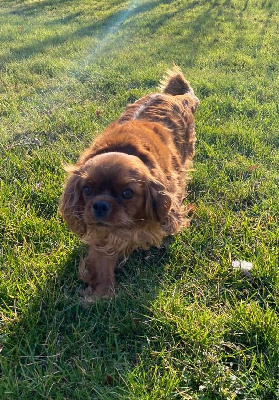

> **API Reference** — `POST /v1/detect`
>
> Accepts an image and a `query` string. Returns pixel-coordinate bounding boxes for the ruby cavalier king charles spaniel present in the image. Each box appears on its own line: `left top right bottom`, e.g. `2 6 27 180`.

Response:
59 66 199 300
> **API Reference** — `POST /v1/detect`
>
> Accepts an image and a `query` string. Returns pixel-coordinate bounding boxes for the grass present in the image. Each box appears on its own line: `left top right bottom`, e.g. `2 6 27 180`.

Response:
0 0 278 398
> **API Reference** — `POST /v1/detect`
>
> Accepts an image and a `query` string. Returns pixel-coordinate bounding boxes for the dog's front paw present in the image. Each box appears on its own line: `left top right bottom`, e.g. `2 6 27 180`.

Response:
79 283 115 304
78 247 117 303
78 256 93 283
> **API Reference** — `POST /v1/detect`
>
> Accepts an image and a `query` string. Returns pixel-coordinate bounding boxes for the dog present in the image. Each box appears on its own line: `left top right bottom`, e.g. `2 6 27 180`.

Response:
59 66 199 300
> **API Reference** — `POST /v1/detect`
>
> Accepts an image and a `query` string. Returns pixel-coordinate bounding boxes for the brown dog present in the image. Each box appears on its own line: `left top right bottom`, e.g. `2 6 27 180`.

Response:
59 66 199 299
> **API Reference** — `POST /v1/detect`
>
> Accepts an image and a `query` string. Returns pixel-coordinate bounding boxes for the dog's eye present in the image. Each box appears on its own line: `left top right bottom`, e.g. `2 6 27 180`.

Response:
83 186 93 196
122 189 133 199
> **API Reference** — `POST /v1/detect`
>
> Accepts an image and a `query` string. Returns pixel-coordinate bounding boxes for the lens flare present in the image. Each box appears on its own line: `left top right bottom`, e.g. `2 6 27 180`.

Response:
75 0 139 73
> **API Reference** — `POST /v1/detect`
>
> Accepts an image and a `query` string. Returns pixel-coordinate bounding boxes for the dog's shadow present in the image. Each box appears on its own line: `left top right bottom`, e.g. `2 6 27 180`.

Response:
1 242 175 394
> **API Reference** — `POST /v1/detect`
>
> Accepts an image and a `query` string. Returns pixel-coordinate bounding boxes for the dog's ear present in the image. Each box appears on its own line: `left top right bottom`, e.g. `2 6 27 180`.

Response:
145 179 183 235
145 179 174 233
145 179 171 223
59 170 87 237
189 94 200 113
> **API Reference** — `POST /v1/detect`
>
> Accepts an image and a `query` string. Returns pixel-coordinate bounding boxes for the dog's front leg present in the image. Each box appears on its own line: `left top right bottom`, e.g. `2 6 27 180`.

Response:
79 245 117 299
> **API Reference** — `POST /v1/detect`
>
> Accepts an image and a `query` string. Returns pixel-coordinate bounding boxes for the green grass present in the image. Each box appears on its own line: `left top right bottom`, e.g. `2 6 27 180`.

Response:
0 0 278 398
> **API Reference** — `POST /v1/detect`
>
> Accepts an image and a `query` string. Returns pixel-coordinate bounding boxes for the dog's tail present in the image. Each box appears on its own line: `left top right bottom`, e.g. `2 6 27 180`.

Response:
159 65 199 111
159 65 193 95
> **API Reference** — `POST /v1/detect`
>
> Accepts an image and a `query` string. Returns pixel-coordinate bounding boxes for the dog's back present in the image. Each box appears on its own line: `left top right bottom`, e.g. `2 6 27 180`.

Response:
118 66 199 164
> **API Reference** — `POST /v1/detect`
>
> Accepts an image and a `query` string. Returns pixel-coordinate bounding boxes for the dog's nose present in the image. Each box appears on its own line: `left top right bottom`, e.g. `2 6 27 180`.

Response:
92 201 111 218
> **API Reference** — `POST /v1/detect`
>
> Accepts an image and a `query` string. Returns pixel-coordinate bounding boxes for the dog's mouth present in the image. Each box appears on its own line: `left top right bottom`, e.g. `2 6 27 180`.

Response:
95 221 110 227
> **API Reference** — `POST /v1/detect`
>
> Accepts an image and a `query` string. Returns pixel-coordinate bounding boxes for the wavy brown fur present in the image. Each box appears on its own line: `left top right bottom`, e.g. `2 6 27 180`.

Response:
59 66 199 300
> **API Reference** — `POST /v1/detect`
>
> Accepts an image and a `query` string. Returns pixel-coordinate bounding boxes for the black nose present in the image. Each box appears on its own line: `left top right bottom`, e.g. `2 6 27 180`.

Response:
92 201 111 218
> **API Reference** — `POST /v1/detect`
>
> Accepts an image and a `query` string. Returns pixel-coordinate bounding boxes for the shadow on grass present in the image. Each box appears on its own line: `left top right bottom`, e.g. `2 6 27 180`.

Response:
0 0 242 70
1 0 275 71
148 0 274 69
7 0 76 15
152 0 238 66
0 0 175 69
0 243 172 398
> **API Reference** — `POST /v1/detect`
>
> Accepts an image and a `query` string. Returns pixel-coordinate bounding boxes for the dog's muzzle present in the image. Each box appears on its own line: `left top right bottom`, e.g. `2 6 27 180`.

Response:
92 201 111 219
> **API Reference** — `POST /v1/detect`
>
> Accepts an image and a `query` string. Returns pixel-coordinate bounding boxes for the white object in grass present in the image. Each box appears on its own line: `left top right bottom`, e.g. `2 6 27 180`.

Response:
232 260 253 276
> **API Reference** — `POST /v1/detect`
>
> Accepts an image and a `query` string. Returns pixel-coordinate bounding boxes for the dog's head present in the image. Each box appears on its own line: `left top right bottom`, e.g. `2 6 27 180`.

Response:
59 152 172 237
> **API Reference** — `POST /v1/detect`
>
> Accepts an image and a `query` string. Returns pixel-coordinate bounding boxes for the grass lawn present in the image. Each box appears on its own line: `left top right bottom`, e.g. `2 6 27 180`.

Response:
0 0 278 398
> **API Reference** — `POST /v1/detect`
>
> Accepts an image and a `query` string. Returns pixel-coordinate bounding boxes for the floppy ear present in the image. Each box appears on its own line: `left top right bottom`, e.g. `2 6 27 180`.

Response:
59 171 87 237
145 179 171 222
145 179 182 235
189 94 200 113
